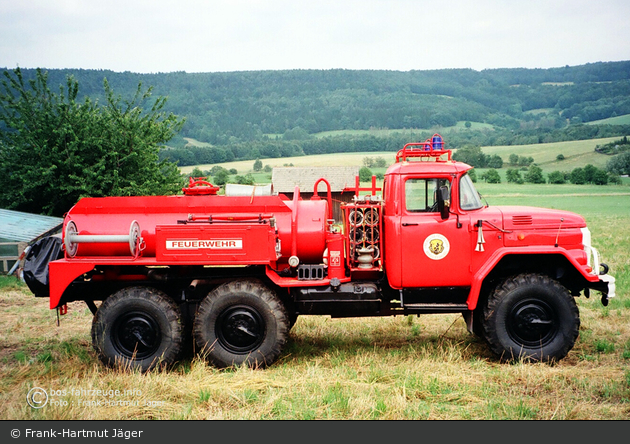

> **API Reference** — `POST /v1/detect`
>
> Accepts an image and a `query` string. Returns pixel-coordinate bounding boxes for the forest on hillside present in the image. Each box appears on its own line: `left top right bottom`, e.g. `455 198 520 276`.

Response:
4 62 630 165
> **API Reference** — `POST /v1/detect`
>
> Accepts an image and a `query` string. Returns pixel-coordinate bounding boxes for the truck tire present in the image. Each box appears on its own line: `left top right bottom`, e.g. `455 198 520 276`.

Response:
193 279 289 369
482 273 579 363
91 286 183 372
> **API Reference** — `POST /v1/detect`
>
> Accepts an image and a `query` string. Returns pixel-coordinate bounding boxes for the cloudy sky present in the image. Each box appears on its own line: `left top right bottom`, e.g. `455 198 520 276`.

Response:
1 0 629 73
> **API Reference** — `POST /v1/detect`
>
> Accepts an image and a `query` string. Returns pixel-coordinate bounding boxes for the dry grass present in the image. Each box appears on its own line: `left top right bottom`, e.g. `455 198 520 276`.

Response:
1 182 628 420
1 281 628 420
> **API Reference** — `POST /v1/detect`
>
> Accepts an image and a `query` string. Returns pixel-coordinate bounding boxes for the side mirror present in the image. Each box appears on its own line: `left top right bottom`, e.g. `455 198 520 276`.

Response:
437 186 450 220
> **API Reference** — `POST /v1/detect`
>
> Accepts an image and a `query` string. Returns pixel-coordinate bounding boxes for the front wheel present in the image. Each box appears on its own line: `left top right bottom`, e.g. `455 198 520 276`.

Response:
482 273 580 363
193 280 289 369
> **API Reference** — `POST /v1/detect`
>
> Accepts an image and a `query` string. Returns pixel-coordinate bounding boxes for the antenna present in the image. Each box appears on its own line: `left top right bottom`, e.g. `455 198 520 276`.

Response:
554 218 564 247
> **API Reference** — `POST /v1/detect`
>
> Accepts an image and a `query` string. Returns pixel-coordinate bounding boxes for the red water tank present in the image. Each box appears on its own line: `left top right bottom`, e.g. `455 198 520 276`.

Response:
62 193 329 265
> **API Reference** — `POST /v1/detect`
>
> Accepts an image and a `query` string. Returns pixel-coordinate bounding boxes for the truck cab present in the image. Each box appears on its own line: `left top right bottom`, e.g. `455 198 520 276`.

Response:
383 157 476 294
375 137 615 361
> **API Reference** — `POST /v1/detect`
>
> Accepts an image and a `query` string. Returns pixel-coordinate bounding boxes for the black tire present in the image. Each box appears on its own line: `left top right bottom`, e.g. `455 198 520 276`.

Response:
91 286 183 372
193 279 289 369
482 273 579 363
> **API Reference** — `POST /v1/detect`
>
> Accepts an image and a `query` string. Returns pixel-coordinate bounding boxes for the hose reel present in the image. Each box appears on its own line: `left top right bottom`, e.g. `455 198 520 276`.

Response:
64 220 143 258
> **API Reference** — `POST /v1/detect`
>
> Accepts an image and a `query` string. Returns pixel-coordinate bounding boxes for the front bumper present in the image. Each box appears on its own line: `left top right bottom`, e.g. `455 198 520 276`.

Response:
585 244 616 305
587 273 616 306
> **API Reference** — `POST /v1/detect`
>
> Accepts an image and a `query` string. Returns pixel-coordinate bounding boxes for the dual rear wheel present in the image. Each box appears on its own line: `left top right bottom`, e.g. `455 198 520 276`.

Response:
91 280 289 372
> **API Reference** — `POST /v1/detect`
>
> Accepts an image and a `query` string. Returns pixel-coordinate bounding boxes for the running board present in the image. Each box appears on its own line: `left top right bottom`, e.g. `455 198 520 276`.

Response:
403 303 469 314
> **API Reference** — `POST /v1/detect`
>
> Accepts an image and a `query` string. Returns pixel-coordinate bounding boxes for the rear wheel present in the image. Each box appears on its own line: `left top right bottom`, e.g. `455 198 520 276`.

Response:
193 280 289 369
91 286 183 372
482 273 579 363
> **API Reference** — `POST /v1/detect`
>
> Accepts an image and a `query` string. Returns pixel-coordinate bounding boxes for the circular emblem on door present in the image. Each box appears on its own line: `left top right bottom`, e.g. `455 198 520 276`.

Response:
423 234 450 260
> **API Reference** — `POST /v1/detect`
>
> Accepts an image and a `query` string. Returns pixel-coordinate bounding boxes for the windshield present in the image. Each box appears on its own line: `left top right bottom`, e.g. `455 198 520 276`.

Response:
459 173 483 210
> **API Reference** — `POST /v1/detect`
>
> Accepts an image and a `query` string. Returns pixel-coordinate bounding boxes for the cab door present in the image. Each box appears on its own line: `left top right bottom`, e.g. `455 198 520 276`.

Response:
399 177 472 288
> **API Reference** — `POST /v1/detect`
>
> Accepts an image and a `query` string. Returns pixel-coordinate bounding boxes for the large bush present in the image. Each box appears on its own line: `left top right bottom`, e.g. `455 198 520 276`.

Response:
0 68 185 216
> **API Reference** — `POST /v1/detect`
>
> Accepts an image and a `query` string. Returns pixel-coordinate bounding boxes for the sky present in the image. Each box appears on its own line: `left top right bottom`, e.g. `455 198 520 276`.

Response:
1 0 629 74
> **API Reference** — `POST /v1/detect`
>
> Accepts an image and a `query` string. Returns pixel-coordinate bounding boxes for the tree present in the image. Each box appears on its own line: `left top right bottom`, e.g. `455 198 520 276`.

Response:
608 174 622 185
607 151 630 176
524 164 545 184
569 168 586 184
486 154 504 169
234 174 255 185
374 156 387 168
509 153 519 165
452 146 487 168
253 158 263 172
547 171 566 184
518 156 535 167
240 174 256 185
592 169 608 185
359 166 373 182
0 68 184 216
583 164 598 183
283 126 310 141
506 169 524 184
190 167 205 178
481 169 501 183
209 165 227 176
213 169 230 185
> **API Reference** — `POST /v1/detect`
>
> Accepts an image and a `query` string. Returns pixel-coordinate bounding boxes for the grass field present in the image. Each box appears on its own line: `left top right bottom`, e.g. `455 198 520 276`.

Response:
179 151 399 176
1 182 628 420
260 121 495 141
480 137 620 172
587 114 630 126
180 137 621 179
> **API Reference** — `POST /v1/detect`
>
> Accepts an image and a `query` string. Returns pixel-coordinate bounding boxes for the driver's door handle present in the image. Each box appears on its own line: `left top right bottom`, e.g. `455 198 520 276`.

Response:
402 223 418 226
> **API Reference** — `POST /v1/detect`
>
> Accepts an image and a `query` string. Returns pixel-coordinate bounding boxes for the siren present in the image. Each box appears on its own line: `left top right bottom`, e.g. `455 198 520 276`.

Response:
475 220 486 252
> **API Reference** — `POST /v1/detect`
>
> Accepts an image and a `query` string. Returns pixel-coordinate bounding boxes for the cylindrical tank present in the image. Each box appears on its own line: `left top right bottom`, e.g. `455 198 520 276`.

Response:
63 193 328 265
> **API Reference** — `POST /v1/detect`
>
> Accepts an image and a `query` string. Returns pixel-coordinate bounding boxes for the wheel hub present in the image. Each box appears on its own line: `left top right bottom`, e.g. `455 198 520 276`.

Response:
509 300 557 347
113 312 161 359
216 306 265 353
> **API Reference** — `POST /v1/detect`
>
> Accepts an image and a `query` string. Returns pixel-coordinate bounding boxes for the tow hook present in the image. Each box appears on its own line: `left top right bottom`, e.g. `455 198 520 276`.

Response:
600 263 609 275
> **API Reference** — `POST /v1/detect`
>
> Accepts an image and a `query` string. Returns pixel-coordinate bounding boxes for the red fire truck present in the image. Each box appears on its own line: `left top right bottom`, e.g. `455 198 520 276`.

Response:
23 135 615 371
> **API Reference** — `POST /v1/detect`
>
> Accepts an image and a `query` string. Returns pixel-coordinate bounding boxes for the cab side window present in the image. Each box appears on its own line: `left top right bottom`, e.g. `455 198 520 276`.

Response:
405 178 450 212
